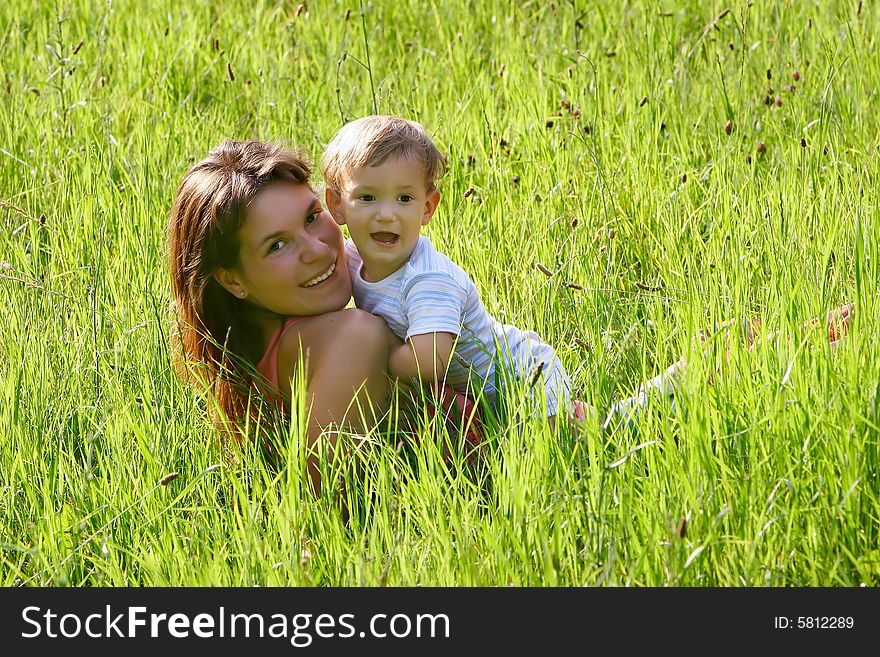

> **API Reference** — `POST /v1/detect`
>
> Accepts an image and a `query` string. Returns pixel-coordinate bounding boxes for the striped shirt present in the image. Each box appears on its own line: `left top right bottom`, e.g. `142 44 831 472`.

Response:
346 236 571 414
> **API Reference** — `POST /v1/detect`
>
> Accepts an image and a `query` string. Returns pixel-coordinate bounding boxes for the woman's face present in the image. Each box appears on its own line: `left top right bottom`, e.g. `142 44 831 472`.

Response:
215 181 352 317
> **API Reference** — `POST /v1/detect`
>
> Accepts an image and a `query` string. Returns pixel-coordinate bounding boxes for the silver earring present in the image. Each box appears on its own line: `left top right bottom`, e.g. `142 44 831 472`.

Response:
238 290 247 298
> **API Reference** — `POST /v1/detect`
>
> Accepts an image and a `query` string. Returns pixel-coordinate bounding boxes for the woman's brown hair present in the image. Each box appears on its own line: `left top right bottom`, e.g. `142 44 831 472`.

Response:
167 140 311 437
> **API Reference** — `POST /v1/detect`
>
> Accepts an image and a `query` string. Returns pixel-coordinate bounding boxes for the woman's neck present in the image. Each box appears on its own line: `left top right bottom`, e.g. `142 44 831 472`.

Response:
240 305 288 352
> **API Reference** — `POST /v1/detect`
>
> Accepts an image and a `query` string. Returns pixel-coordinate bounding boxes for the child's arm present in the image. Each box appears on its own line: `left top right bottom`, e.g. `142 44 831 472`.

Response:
389 332 457 384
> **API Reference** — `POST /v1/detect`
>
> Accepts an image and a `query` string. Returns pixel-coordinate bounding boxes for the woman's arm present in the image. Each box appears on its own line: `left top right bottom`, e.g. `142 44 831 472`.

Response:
275 308 397 496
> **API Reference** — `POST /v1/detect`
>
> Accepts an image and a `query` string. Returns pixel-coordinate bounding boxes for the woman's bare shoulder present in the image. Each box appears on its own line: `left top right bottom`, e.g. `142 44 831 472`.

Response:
275 309 390 379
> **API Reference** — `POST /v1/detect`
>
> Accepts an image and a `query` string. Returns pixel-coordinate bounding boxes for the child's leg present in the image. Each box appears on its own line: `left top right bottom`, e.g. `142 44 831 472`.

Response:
701 302 853 364
501 335 596 433
603 357 685 431
603 303 854 432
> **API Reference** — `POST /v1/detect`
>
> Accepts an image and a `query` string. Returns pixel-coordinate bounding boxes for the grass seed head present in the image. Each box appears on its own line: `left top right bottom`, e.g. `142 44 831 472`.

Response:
528 361 545 388
573 337 590 352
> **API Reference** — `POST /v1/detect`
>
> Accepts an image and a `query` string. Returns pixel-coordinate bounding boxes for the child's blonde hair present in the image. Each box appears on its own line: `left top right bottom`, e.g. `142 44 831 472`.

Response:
321 115 447 191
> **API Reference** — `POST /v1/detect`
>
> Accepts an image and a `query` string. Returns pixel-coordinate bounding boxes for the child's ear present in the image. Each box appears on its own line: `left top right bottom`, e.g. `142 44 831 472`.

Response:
213 268 247 300
325 187 345 225
421 188 441 226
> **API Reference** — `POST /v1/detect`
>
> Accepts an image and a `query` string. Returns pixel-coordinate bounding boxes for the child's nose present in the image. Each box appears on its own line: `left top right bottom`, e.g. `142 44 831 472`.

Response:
376 201 393 221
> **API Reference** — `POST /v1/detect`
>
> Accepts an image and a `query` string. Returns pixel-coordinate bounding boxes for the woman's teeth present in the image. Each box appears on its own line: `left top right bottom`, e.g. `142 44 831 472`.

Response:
303 262 335 287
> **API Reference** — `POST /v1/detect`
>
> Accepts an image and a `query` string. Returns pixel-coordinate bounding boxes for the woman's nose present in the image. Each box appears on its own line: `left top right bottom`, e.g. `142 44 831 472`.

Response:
300 233 330 262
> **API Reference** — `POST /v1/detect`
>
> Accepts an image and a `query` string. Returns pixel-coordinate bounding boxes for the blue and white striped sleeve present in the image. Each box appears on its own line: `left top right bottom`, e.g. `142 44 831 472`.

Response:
402 272 467 339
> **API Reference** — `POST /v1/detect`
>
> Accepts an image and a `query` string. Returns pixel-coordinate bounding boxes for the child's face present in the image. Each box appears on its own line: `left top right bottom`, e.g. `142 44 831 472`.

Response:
327 155 440 282
214 181 352 317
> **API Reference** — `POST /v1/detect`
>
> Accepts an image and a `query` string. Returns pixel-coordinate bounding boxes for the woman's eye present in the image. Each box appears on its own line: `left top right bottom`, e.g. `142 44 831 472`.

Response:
268 240 286 253
306 211 321 225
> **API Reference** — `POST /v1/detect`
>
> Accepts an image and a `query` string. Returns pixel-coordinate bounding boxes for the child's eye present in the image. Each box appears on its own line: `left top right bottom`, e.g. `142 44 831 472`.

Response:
358 194 375 202
398 194 414 203
305 210 321 225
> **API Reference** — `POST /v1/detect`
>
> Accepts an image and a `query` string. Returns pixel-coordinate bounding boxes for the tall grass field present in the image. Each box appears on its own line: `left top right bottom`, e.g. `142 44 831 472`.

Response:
1 0 878 587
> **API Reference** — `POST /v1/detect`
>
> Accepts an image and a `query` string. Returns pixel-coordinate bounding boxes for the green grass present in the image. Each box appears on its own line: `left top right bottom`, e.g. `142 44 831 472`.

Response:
1 0 878 586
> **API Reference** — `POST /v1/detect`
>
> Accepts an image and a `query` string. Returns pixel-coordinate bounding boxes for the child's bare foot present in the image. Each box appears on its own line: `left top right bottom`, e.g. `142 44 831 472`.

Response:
696 303 853 381
819 302 852 345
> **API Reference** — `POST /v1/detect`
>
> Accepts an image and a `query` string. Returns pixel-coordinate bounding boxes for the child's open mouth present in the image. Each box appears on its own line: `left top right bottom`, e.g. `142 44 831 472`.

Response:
370 232 399 247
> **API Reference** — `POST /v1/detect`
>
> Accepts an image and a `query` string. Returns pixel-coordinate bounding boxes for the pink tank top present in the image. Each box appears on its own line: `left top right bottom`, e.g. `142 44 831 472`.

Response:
255 317 303 408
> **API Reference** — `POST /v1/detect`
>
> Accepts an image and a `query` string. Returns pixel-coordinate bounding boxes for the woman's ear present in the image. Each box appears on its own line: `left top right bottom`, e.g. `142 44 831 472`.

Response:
213 268 248 299
421 188 441 226
325 187 345 225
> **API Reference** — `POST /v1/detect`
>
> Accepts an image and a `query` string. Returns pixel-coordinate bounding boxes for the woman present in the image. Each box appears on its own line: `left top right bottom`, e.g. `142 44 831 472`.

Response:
167 139 398 495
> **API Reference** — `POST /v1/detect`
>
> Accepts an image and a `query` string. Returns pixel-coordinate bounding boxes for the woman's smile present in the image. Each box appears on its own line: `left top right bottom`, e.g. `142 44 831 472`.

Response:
302 261 337 287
